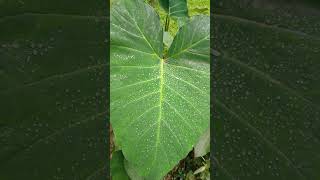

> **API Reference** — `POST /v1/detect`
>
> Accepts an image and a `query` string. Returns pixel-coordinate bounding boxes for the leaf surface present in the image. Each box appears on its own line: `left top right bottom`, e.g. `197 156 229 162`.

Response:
0 1 108 179
159 0 188 18
213 0 320 179
124 159 145 180
110 0 210 179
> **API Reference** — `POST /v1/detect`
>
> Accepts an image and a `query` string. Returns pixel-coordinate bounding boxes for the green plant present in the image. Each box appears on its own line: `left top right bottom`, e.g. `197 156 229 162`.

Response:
110 0 210 179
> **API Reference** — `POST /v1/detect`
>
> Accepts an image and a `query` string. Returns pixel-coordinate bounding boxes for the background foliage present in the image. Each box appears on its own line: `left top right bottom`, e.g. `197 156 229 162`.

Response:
213 0 320 179
0 0 108 179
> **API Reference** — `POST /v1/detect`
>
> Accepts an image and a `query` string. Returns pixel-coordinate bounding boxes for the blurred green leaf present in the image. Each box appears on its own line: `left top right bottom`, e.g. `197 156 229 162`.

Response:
111 151 130 180
213 0 320 179
0 0 108 179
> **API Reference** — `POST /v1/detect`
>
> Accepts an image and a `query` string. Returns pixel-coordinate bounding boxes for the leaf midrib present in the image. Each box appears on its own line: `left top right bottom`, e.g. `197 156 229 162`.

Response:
152 58 165 170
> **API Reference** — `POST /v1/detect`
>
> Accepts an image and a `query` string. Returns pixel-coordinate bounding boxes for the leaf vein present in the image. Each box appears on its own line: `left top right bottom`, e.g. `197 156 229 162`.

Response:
122 91 160 108
166 63 209 75
111 44 156 55
3 111 107 164
0 63 107 94
164 100 200 134
223 53 319 108
111 77 159 92
166 73 208 96
165 84 204 116
112 65 158 69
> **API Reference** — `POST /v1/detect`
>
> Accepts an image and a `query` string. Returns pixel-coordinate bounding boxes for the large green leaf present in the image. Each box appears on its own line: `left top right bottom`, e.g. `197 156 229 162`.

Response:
110 0 209 179
0 1 108 179
124 159 144 180
159 0 188 18
213 0 320 179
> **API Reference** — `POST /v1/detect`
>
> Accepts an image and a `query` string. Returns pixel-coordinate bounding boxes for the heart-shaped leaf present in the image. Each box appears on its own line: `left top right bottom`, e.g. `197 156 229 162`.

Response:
111 0 209 178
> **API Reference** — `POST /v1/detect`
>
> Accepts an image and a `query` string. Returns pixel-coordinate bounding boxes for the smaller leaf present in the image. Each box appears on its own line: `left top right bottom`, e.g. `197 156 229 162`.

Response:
169 0 188 17
111 151 130 180
194 128 210 157
163 31 173 47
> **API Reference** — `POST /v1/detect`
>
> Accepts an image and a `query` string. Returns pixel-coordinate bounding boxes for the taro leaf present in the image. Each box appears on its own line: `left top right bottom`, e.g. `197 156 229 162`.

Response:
111 151 130 180
159 0 188 18
213 0 320 179
194 128 210 157
124 159 145 180
0 1 108 179
110 0 210 179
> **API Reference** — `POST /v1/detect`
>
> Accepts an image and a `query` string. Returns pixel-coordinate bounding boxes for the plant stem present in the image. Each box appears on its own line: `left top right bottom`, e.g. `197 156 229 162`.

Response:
165 15 170 31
